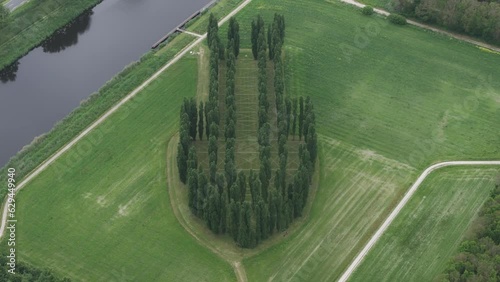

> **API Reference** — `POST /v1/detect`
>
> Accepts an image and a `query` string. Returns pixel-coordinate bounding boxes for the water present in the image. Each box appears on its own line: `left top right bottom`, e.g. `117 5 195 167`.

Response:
0 0 211 166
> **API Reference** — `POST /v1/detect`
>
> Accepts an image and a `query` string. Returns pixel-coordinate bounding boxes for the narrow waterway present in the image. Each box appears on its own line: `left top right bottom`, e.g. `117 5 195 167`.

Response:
0 0 212 166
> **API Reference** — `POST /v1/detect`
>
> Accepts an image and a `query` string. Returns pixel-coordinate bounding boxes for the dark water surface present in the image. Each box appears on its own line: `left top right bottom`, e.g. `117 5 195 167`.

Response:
0 0 211 166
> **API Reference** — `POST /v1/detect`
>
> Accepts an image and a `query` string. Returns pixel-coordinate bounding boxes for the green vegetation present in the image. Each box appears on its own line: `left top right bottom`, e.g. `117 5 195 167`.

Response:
221 0 500 280
0 0 247 279
0 33 196 204
185 0 244 35
180 14 317 248
394 0 500 44
0 0 102 70
6 0 500 280
388 13 407 25
361 5 375 16
443 175 500 281
350 167 499 282
15 57 235 281
0 5 8 25
0 250 70 281
359 0 500 45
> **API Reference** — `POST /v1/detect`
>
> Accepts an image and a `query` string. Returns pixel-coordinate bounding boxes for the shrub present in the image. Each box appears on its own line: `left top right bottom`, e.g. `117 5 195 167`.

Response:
388 14 407 25
0 5 10 24
361 6 374 16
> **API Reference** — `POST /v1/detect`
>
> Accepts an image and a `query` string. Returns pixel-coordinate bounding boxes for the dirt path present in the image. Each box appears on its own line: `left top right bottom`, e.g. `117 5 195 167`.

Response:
166 135 247 282
0 0 253 240
178 29 204 38
232 261 248 282
338 160 500 282
340 0 500 53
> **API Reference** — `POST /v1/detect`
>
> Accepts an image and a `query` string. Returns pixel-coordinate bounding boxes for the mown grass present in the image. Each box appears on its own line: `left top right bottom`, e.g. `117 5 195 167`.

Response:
216 0 500 280
15 57 235 281
350 167 500 282
0 0 102 70
8 0 500 280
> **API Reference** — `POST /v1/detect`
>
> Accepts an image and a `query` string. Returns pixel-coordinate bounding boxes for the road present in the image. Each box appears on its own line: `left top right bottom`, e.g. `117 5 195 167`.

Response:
4 0 27 11
0 0 253 239
338 160 500 282
340 0 500 53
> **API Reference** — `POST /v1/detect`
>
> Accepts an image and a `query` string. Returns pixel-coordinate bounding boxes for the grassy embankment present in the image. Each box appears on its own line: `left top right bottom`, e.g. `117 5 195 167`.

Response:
9 0 500 280
351 167 500 282
0 0 102 70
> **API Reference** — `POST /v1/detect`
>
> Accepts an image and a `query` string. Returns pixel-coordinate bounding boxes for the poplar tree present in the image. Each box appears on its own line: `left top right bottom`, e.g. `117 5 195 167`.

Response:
251 19 258 59
229 199 240 240
299 96 304 140
238 171 247 202
198 102 204 140
188 169 198 213
197 168 207 218
292 97 297 139
177 145 188 183
285 97 292 137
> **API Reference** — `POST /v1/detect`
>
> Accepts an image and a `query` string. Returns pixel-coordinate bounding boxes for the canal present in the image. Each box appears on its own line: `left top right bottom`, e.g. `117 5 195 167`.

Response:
0 0 212 166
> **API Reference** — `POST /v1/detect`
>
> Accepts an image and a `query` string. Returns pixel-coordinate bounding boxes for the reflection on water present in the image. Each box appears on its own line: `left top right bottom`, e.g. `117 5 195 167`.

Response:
0 0 212 166
0 61 19 83
0 9 92 83
41 10 93 53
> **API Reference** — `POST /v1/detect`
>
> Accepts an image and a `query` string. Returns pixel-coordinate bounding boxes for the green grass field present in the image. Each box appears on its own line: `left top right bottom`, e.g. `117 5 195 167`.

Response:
8 0 500 280
16 57 234 281
350 167 500 282
225 0 500 280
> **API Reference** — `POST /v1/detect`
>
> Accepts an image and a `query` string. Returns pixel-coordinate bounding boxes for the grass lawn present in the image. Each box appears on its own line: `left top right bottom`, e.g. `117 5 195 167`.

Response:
15 57 235 281
9 0 500 280
350 167 500 282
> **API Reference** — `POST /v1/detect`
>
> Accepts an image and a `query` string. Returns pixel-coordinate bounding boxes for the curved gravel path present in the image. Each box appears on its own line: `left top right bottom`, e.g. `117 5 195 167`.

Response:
338 160 500 282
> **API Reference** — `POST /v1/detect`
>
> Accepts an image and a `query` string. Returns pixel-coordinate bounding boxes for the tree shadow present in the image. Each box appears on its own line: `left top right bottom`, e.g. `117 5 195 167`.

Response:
41 9 93 54
0 60 19 83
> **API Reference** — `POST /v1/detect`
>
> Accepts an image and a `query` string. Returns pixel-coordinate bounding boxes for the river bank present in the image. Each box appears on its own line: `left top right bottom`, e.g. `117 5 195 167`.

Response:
0 0 102 70
0 0 243 205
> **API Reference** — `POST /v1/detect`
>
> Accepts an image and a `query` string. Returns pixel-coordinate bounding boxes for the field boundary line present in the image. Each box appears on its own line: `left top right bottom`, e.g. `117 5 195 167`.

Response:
338 160 500 282
0 0 253 239
339 0 500 53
